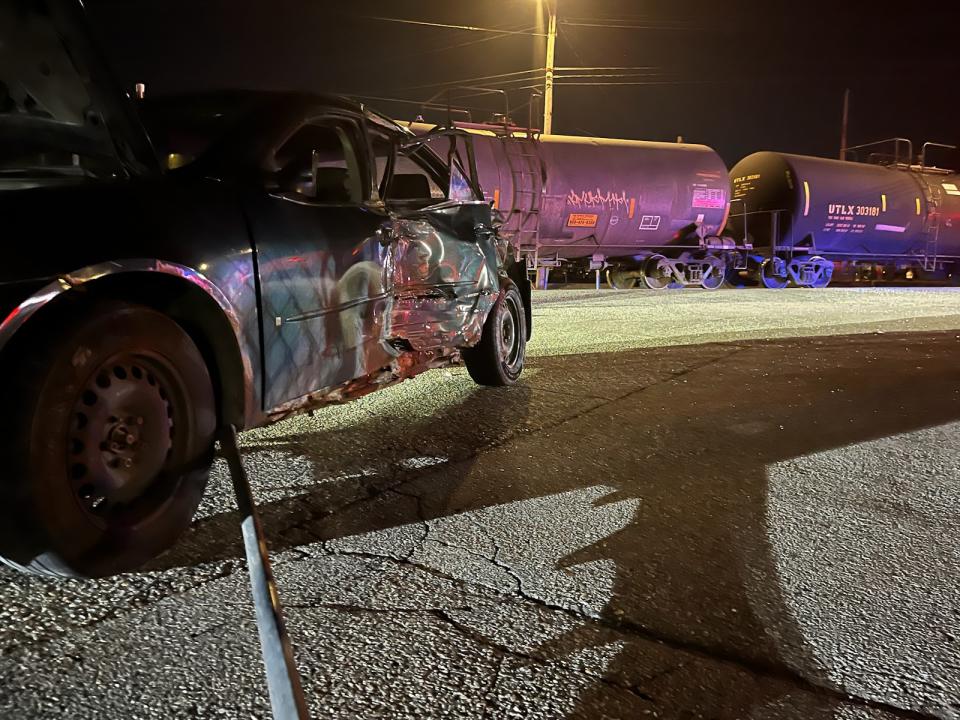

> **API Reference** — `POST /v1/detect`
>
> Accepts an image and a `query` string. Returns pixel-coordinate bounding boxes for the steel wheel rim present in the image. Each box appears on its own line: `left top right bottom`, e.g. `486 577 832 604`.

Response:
701 258 726 290
607 270 636 290
500 293 523 371
760 260 789 289
643 256 673 290
67 353 184 529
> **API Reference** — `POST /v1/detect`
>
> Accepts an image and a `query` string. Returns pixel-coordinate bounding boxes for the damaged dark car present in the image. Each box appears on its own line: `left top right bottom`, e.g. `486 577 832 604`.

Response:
0 0 531 578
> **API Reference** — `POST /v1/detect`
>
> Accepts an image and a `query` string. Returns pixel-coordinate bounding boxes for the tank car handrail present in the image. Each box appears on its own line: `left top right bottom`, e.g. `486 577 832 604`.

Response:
844 138 913 166
420 86 511 128
919 142 957 173
418 86 545 139
418 103 474 123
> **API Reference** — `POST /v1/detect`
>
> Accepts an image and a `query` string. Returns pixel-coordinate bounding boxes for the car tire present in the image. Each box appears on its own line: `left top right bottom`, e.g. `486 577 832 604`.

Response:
463 280 527 386
0 300 216 578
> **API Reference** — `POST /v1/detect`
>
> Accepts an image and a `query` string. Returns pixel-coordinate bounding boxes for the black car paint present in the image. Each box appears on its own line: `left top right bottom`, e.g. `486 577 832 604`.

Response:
3 0 521 434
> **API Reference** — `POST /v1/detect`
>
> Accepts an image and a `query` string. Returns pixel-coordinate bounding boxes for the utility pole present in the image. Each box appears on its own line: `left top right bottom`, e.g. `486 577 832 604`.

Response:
543 0 557 135
839 88 850 160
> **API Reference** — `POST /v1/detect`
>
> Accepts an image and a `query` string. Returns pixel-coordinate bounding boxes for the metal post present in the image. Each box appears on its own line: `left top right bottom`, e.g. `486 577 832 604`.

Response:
839 88 850 160
543 1 557 135
220 426 310 720
537 266 550 290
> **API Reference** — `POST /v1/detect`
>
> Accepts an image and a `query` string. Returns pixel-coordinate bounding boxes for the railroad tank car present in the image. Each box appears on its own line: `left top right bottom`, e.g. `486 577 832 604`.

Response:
406 121 731 290
726 149 960 288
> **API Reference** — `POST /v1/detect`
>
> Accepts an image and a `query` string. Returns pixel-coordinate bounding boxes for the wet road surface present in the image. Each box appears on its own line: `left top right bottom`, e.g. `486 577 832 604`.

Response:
3 287 960 719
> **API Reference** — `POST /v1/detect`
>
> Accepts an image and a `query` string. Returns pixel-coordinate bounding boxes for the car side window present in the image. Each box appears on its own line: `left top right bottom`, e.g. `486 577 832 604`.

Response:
271 121 364 204
372 133 445 205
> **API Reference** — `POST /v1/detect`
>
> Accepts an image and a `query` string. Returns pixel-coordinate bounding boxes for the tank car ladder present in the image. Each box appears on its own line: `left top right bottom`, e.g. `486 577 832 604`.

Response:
500 134 544 258
923 184 943 272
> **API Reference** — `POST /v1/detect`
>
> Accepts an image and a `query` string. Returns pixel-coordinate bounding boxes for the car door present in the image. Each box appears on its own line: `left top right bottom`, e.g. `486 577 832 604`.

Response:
244 114 394 411
374 128 502 351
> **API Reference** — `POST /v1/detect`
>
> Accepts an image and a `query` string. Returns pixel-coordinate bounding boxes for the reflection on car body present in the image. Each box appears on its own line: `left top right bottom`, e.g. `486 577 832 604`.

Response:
0 0 530 578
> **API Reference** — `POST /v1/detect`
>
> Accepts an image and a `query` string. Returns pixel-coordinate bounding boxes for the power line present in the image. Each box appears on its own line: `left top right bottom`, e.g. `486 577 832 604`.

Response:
348 94 521 117
552 79 720 86
560 20 696 31
556 72 666 79
393 67 547 93
358 15 547 37
555 66 658 71
380 24 538 64
556 23 588 68
343 22 539 79
562 14 692 22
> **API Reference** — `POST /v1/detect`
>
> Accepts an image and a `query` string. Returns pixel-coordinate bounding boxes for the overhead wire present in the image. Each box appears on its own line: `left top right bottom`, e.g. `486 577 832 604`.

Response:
393 67 547 93
560 20 697 31
550 80 720 87
342 8 705 123
335 19 540 95
556 72 666 79
348 94 522 117
356 15 546 36
555 66 659 71
556 22 588 68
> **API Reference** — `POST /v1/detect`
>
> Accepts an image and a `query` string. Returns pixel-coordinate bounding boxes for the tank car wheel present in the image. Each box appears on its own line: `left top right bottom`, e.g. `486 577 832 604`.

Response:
606 269 639 290
700 256 726 290
759 258 790 289
0 300 216 578
641 254 679 290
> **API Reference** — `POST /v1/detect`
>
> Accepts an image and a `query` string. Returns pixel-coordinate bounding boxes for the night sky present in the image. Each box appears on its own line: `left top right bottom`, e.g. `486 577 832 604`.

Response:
85 0 960 166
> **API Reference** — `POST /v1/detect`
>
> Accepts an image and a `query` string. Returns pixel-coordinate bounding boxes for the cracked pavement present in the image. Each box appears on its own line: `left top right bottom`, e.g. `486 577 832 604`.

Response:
3 287 960 719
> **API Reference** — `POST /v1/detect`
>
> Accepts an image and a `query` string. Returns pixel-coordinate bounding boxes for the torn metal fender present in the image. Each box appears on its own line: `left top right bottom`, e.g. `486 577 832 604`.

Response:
386 200 501 354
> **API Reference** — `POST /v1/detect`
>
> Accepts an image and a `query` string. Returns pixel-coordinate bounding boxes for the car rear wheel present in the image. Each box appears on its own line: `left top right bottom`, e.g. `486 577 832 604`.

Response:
463 281 526 386
0 300 216 578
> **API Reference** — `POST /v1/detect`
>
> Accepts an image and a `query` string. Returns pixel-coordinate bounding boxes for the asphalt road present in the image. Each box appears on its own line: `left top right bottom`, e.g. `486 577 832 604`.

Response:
3 287 960 719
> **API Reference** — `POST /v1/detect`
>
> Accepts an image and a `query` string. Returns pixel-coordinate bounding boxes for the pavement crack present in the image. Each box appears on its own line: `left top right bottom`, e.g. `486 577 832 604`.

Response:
596 676 657 705
316 546 937 720
318 546 477 590
386 487 431 561
430 608 661 705
428 607 550 666
287 602 474 615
